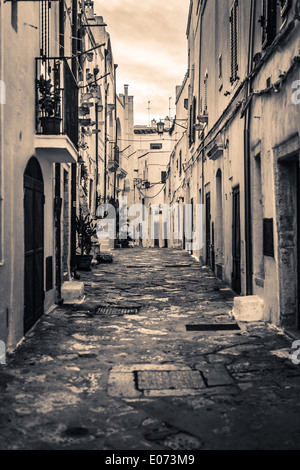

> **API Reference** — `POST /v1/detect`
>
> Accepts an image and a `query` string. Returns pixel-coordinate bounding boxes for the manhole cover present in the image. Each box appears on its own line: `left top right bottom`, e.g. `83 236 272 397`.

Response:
96 306 141 316
136 370 205 391
186 323 240 332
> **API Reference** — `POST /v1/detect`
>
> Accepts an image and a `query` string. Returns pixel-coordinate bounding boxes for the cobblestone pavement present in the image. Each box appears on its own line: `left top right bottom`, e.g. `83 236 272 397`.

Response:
1 248 300 450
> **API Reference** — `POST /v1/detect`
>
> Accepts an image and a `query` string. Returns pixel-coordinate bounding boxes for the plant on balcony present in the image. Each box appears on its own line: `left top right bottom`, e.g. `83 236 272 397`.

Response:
37 75 61 134
76 210 97 271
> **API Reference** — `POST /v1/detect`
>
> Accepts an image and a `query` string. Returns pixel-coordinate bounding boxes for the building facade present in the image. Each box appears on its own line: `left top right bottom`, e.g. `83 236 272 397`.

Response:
166 0 300 328
0 0 81 349
0 0 135 350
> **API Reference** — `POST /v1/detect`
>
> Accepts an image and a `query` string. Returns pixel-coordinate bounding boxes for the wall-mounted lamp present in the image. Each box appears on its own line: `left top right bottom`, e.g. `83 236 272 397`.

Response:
157 120 165 135
194 123 204 132
197 115 208 124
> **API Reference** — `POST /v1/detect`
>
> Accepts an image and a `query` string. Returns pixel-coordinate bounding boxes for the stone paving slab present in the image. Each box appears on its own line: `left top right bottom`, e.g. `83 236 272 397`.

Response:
0 248 300 450
137 370 205 391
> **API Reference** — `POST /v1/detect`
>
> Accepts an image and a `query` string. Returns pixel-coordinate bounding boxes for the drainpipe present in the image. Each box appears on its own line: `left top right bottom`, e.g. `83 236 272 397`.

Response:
95 102 99 214
113 64 118 203
59 0 64 58
70 0 78 275
55 164 63 304
244 0 256 295
54 0 65 304
104 49 108 203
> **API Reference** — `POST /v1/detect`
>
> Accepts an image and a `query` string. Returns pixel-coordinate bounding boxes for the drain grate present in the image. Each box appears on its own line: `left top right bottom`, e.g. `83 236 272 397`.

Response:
186 323 241 332
165 264 192 268
96 306 141 316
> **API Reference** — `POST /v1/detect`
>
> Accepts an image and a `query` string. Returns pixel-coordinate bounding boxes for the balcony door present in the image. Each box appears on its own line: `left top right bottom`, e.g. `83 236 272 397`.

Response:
24 157 45 333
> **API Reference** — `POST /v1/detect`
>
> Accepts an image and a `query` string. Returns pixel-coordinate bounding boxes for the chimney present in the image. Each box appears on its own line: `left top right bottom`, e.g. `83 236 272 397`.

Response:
124 84 129 100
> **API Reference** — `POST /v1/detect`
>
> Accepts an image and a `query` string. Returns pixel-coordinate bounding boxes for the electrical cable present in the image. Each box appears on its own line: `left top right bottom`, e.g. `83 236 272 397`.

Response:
136 184 167 199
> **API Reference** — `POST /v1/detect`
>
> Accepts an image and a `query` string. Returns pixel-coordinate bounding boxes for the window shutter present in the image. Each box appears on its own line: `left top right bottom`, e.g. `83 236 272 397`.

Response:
40 1 51 58
189 103 193 147
161 171 167 184
261 0 277 49
192 96 197 142
204 73 208 113
230 1 238 83
189 96 197 146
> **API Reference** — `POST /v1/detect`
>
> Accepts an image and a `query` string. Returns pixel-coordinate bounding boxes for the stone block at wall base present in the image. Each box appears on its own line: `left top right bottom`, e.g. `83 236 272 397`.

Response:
233 295 264 322
61 282 85 304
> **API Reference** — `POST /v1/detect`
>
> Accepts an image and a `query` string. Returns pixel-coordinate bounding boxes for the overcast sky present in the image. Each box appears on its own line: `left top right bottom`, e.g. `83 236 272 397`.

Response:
94 0 190 125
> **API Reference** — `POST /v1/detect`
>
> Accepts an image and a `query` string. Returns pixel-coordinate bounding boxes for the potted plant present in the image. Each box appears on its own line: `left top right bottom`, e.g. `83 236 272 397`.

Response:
37 75 61 134
76 211 97 271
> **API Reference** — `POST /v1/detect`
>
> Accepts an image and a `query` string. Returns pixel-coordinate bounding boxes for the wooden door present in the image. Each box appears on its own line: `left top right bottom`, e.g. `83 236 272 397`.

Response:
24 158 44 333
232 185 241 294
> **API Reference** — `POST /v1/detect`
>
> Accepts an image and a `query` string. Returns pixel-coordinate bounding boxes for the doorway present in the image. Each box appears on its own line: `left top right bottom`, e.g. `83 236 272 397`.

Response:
24 157 44 333
297 161 300 328
205 192 211 266
232 185 241 294
275 153 300 328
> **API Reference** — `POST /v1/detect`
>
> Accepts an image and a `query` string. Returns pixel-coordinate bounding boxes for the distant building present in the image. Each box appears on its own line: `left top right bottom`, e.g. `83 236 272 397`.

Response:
133 120 172 247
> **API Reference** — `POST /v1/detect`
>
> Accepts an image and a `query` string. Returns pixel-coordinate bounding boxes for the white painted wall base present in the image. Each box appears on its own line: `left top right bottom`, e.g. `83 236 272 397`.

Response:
61 282 85 304
233 295 264 322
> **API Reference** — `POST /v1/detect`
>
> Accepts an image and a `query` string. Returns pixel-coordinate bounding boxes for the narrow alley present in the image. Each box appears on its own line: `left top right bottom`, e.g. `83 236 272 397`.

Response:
0 248 299 450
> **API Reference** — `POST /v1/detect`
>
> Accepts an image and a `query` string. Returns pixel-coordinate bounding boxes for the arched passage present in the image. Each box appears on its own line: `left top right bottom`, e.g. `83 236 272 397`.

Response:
24 157 44 333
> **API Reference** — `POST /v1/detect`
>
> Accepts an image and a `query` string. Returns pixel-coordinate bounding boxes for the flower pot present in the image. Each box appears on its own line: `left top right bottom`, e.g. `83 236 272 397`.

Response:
76 255 93 271
40 116 61 135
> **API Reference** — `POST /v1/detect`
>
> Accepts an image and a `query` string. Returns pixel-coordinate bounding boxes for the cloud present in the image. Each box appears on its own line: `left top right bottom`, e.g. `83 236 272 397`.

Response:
94 0 189 124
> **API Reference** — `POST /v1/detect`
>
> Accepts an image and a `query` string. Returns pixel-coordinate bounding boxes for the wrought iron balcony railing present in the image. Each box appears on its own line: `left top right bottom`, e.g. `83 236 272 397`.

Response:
35 57 79 149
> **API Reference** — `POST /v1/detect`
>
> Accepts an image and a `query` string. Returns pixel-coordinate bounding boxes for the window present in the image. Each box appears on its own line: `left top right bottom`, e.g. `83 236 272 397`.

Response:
40 1 51 58
189 96 197 147
0 80 5 105
218 54 223 80
260 0 277 49
263 219 274 257
150 143 162 150
161 171 167 183
179 151 182 177
230 0 239 83
204 72 208 114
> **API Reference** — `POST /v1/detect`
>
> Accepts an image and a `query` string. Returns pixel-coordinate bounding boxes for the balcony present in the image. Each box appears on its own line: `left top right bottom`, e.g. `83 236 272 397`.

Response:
35 57 79 164
108 144 120 172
